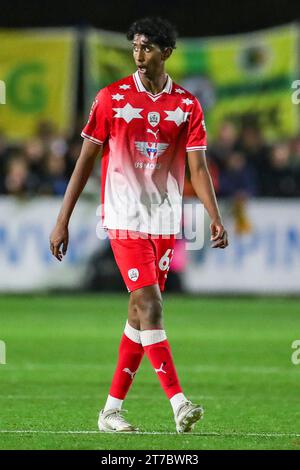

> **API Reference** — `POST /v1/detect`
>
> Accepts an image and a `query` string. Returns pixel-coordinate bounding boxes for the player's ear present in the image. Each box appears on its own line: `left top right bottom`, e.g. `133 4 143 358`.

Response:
162 47 173 61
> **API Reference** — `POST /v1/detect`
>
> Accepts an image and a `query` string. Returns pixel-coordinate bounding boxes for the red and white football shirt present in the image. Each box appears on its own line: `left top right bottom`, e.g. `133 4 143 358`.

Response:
81 71 207 234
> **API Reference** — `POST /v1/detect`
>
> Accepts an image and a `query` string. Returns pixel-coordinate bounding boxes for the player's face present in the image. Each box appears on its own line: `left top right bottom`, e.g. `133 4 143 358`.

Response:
132 34 170 79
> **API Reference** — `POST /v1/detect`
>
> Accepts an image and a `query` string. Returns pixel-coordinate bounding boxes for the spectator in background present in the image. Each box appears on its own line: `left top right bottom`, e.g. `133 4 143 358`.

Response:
23 137 46 182
4 155 40 196
36 120 56 147
0 130 10 193
290 135 300 168
265 143 297 197
209 120 238 170
1 118 300 198
236 123 270 195
218 151 258 198
290 136 300 196
35 118 68 165
41 152 68 196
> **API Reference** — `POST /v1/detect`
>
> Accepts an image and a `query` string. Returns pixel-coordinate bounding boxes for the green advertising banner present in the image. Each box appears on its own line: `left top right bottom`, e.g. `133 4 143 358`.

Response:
0 29 78 141
85 24 299 140
84 29 134 108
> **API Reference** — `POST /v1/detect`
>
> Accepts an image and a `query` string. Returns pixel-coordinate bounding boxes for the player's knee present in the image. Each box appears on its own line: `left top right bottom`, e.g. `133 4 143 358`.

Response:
134 295 162 327
145 299 162 326
127 309 140 329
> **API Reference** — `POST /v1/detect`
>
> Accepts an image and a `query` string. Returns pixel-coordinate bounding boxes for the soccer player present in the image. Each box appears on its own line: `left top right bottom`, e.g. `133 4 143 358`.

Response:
50 17 228 433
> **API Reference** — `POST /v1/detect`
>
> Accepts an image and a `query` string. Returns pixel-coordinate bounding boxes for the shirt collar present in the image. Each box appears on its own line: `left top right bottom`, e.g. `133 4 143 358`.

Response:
133 70 172 95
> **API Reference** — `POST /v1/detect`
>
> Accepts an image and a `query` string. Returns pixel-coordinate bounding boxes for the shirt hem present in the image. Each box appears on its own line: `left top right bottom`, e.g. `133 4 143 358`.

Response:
104 224 181 236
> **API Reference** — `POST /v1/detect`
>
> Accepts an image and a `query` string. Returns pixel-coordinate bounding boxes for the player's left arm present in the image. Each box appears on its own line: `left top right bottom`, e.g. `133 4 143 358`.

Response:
187 150 229 249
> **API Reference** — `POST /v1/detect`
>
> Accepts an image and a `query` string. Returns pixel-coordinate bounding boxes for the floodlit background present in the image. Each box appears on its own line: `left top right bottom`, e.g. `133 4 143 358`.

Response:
1 15 300 293
0 0 300 451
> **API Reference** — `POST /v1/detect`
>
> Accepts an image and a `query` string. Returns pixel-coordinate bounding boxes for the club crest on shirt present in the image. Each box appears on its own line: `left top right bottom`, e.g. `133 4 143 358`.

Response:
148 112 160 127
135 141 169 160
128 268 139 282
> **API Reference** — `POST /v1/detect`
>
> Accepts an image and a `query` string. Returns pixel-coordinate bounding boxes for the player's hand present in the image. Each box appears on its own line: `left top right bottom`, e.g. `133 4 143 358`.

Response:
210 219 229 249
50 223 69 261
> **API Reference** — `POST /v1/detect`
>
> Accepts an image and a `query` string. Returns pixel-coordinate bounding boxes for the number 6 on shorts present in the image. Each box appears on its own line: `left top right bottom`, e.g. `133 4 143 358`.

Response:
158 248 174 271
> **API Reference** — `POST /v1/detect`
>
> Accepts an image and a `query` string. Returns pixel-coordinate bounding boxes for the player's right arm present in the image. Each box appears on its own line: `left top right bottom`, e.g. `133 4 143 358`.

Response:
50 139 102 261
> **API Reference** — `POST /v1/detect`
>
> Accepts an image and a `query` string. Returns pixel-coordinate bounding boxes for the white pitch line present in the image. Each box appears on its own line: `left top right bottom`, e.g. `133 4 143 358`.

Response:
0 395 217 401
3 363 295 374
0 430 300 438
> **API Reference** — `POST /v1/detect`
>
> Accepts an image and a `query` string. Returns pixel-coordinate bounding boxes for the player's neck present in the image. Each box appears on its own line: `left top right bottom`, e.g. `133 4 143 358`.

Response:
138 70 168 95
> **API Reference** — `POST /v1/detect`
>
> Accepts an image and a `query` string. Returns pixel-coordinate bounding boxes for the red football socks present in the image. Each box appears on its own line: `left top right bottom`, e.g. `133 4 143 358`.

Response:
140 329 183 399
108 322 144 400
105 324 184 414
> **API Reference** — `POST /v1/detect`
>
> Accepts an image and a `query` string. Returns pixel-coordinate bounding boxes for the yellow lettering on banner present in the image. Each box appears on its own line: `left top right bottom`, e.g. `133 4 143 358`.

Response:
0 340 6 364
6 63 47 112
0 80 5 104
0 29 77 140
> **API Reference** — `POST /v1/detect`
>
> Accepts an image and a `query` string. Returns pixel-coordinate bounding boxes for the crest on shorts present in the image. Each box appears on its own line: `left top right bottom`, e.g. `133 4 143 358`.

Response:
128 268 139 282
148 112 160 127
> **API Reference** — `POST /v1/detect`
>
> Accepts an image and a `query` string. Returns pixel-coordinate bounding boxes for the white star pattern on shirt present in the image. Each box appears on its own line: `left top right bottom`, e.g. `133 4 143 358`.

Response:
119 84 131 90
113 103 143 123
112 93 124 101
175 88 185 94
164 107 191 127
182 98 193 105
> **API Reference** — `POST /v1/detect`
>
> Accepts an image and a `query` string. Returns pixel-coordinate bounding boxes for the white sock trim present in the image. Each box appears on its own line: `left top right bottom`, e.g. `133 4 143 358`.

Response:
103 395 123 412
140 329 167 347
124 321 141 344
170 392 187 415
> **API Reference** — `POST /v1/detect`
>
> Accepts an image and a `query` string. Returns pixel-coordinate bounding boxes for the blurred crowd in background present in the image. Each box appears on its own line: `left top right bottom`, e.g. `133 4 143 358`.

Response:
1 118 300 199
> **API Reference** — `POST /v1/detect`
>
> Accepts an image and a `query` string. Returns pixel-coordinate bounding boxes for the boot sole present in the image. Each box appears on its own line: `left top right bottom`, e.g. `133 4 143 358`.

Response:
176 407 204 433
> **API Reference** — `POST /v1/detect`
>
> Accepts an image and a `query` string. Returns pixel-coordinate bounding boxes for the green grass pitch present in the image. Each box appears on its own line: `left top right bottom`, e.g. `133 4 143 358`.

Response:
0 294 300 450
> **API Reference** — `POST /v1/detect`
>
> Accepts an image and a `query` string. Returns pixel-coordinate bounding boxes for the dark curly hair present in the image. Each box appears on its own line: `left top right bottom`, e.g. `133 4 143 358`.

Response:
127 17 177 50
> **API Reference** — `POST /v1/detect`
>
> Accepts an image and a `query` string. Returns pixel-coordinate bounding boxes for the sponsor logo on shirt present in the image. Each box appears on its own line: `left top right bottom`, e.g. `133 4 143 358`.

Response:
135 141 169 160
147 129 159 139
134 161 161 170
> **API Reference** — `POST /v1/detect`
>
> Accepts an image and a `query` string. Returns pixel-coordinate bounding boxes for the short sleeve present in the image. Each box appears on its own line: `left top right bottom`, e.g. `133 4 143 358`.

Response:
81 88 111 145
186 98 207 152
